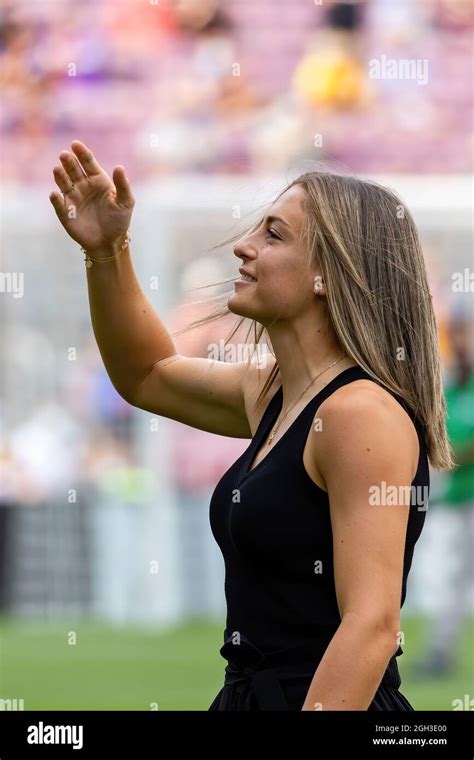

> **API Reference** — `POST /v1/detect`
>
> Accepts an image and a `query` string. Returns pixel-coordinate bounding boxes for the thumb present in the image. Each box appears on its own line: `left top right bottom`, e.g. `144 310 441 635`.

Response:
113 166 134 208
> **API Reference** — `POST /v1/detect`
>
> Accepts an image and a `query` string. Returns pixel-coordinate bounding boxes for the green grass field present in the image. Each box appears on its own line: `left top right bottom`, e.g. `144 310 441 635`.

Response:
0 615 472 710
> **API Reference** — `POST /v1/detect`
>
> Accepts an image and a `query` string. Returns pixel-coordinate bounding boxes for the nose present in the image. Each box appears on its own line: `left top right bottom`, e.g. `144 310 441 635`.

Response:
233 236 255 262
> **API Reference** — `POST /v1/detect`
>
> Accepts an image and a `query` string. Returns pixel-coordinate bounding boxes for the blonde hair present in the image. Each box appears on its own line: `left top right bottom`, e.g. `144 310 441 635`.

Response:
178 171 455 471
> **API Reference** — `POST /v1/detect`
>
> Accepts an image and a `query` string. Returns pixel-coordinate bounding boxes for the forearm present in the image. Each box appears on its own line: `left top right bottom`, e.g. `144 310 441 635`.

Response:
301 614 398 711
86 241 175 400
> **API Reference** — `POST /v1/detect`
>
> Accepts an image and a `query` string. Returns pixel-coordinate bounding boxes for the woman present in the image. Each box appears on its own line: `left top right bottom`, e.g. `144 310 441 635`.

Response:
50 141 453 711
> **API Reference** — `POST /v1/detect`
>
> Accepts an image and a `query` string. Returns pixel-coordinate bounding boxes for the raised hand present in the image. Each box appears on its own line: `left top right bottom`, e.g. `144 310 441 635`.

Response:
49 140 135 256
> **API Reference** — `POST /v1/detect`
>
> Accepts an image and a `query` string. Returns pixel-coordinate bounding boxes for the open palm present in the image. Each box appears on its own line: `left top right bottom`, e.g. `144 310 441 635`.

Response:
49 140 135 255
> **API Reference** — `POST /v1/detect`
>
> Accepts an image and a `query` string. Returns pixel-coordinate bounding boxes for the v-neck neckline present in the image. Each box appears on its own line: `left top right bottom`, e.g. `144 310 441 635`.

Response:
240 366 362 485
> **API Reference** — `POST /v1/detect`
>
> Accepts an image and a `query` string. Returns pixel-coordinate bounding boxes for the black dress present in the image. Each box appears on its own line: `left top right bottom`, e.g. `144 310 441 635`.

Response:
208 365 429 710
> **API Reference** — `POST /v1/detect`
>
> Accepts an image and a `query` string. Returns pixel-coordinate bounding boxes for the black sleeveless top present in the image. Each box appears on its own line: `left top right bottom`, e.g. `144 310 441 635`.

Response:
208 365 430 710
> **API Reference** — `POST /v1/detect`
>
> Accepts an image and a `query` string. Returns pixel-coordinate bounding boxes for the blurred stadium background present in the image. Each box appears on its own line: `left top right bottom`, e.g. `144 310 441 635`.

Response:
0 0 472 710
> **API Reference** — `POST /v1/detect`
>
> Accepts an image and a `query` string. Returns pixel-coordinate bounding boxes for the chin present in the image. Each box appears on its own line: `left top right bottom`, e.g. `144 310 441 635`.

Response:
227 292 257 320
227 295 273 327
227 292 244 315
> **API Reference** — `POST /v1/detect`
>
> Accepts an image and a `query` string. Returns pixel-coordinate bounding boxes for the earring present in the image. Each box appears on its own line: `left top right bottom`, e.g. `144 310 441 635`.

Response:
313 276 324 294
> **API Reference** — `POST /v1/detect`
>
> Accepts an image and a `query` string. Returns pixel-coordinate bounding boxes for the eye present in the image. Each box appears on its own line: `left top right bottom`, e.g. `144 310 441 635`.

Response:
266 226 281 241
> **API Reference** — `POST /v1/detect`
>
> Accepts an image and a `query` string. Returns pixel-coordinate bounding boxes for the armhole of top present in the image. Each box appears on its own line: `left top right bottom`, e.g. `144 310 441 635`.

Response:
390 392 427 481
360 377 425 482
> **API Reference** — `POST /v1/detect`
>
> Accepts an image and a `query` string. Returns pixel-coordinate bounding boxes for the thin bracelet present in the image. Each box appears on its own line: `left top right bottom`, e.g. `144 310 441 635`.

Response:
81 232 131 268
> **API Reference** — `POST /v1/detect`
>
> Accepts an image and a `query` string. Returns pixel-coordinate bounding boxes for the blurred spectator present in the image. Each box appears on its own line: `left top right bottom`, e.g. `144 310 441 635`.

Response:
61 337 134 443
293 1 368 111
9 401 85 503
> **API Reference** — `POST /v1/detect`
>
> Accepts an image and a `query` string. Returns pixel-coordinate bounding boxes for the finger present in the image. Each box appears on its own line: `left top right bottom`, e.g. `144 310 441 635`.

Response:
53 164 76 195
59 150 87 183
49 190 67 219
113 166 135 208
70 140 102 177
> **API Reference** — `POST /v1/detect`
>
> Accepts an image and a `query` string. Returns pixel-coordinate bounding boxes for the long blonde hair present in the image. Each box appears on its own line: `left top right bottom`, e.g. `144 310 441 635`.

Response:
177 171 455 471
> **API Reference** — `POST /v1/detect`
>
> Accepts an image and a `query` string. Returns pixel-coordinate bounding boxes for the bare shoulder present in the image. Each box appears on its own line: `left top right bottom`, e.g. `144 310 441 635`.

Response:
241 354 280 436
305 379 420 489
318 379 417 435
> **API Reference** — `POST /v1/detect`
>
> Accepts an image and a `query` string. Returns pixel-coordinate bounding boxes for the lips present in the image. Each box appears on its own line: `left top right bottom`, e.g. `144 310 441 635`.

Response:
238 268 257 282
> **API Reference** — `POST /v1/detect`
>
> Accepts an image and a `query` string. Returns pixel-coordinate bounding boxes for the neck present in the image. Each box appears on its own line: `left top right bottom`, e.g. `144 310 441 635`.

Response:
266 310 357 405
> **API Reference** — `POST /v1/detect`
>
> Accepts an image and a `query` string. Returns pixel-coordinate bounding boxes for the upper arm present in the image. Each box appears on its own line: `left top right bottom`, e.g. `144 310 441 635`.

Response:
315 388 418 634
127 354 276 438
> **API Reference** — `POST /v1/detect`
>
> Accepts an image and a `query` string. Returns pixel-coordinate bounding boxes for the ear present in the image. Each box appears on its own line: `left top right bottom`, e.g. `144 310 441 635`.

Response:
313 274 325 295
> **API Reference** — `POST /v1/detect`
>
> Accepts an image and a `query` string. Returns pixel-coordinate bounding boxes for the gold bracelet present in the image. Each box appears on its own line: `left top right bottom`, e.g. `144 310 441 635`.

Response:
82 232 131 268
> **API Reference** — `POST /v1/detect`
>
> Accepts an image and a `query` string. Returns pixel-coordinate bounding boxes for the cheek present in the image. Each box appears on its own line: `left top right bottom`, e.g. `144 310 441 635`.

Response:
258 256 304 295
258 248 292 279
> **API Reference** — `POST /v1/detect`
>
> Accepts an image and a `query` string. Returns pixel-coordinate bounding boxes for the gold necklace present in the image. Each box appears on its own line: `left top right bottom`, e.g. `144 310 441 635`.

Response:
266 354 346 445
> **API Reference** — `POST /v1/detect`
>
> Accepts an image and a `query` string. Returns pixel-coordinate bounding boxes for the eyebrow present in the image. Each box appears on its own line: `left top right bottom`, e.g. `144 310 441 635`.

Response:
264 214 291 230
